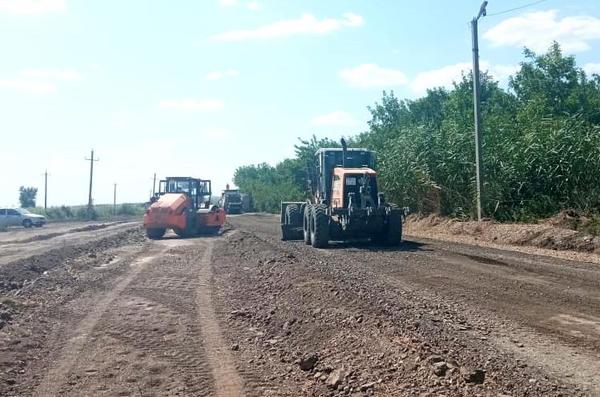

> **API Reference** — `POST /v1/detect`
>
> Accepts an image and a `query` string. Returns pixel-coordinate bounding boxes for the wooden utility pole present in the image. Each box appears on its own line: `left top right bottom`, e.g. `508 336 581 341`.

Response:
472 1 487 221
152 172 157 196
43 169 49 213
113 183 117 215
85 150 99 219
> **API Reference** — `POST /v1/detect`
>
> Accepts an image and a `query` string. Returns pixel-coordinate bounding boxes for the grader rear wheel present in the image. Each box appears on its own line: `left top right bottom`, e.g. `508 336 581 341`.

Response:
285 204 302 226
310 204 329 248
303 204 312 245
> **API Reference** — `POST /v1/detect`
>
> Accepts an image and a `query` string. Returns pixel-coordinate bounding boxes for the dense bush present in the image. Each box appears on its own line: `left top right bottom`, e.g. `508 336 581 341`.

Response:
234 43 600 220
30 203 145 221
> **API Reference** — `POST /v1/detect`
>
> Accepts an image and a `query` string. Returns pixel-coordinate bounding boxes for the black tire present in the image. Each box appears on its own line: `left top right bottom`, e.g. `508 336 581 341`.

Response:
281 226 290 241
22 219 32 228
173 227 191 238
303 204 312 245
385 210 402 246
285 204 302 226
197 226 220 235
207 226 220 236
146 227 166 239
310 204 329 248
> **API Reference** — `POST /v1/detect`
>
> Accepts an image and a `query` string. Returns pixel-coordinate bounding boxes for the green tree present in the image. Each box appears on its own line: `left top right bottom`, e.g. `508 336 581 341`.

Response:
18 186 38 208
510 42 600 123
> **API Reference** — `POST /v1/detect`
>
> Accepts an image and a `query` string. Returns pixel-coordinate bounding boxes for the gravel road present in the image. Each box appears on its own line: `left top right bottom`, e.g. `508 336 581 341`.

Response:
0 214 599 396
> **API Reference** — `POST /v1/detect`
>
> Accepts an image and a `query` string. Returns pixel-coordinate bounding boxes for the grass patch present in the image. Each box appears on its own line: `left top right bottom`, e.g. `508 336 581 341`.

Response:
579 216 600 236
29 203 146 221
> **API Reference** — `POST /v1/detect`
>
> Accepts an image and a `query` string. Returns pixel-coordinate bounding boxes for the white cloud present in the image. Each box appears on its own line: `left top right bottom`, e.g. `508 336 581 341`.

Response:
410 61 519 95
211 12 363 42
339 64 407 88
159 99 225 111
584 63 600 76
340 61 518 94
0 78 56 94
410 63 470 94
0 0 66 15
484 10 600 53
20 68 82 81
311 111 357 127
204 69 239 81
488 63 520 81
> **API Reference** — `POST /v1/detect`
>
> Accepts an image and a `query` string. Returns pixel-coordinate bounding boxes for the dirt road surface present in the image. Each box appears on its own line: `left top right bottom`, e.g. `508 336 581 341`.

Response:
1 214 599 396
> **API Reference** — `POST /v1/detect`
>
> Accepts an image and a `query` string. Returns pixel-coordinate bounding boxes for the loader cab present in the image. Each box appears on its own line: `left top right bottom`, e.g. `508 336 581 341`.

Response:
159 177 212 210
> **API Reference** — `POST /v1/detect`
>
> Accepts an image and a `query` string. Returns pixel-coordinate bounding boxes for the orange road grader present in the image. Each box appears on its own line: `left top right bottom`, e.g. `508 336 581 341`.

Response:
143 177 225 239
280 139 405 248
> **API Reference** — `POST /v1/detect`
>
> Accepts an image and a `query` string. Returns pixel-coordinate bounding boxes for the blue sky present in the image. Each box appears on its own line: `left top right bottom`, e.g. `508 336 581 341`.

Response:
1 0 599 206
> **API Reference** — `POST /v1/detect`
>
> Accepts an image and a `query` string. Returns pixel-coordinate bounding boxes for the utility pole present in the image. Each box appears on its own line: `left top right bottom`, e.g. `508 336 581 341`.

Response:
43 169 49 213
472 1 487 221
152 172 157 196
85 150 99 219
113 183 117 215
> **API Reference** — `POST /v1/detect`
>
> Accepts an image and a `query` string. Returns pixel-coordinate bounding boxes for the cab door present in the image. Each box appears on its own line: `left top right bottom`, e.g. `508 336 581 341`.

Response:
6 209 21 226
0 209 7 227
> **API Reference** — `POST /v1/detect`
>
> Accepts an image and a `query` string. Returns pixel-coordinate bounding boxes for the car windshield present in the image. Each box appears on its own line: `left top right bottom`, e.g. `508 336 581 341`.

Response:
16 208 30 214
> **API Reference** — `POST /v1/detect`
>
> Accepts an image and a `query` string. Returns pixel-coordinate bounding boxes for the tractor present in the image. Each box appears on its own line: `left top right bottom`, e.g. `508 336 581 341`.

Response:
144 177 225 239
280 139 404 248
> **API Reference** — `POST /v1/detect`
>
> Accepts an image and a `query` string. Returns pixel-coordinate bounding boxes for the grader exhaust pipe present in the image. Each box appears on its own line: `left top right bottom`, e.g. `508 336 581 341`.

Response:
341 138 347 167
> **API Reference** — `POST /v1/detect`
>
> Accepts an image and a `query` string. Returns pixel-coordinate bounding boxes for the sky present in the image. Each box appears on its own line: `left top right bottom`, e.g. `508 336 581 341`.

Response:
1 0 599 207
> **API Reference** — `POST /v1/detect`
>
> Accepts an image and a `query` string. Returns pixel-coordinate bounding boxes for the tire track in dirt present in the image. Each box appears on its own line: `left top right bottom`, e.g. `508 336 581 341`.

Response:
31 244 168 397
0 222 140 265
196 239 245 397
53 239 216 396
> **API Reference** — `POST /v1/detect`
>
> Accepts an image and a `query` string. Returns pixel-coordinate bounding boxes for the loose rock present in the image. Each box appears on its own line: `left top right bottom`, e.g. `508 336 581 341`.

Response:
460 367 486 384
299 354 318 371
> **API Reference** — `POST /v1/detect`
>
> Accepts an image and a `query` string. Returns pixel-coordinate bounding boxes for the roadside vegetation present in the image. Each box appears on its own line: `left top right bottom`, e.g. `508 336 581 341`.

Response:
234 43 600 223
28 203 145 221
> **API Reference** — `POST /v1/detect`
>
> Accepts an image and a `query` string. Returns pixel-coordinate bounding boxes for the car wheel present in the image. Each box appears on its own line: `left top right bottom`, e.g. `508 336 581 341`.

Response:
22 219 33 228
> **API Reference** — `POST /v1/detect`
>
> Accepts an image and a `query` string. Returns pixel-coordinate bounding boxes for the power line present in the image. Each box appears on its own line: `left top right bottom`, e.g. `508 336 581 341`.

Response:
487 0 550 17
